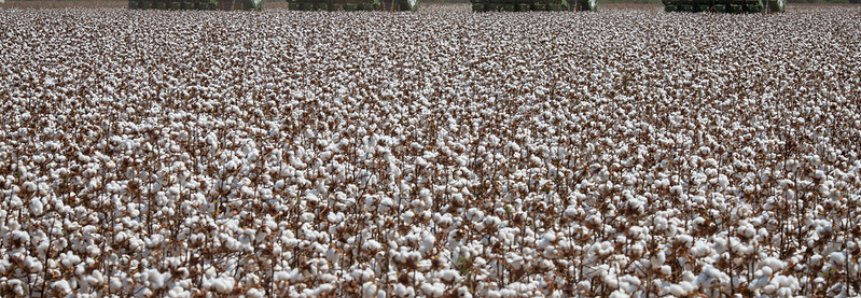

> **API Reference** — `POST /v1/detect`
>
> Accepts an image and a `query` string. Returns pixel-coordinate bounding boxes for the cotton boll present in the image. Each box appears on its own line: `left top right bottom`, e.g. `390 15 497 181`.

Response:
205 276 235 293
506 252 525 270
363 240 382 253
378 196 394 213
52 280 72 295
61 253 82 268
695 266 729 290
660 265 672 277
690 241 712 258
168 286 190 298
246 288 265 298
420 282 445 298
650 250 666 266
763 257 786 272
8 196 23 210
440 269 460 282
457 286 473 298
828 252 846 267
717 174 728 189
300 212 316 223
274 271 290 282
12 230 30 244
609 290 629 298
402 210 416 225
24 256 42 273
362 282 377 298
667 284 687 296
29 197 44 216
419 232 436 255
394 283 414 297
145 268 172 289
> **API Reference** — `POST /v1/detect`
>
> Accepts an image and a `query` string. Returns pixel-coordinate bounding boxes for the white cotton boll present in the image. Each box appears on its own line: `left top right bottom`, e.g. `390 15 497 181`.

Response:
696 266 729 289
362 282 377 298
363 240 382 253
9 196 23 209
246 288 265 298
402 210 415 225
24 256 42 273
457 287 473 298
206 277 235 293
419 189 433 208
419 233 436 254
61 253 81 268
650 249 667 266
762 283 778 294
763 257 786 272
30 198 44 216
300 212 316 223
829 252 846 267
718 174 728 189
274 271 290 281
690 241 711 258
22 181 37 193
679 281 697 293
667 284 686 296
145 269 171 289
506 252 525 270
440 269 459 282
168 286 190 298
317 283 335 294
12 230 30 244
539 259 556 270
609 290 629 298
762 266 774 277
682 270 696 282
750 271 770 290
420 282 445 298
394 284 406 297
378 197 394 213
538 238 553 251
670 185 684 196
52 280 72 295
776 287 792 297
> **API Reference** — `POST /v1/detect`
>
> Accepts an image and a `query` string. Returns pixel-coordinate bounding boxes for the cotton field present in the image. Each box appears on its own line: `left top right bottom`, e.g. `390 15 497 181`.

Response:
1 5 860 298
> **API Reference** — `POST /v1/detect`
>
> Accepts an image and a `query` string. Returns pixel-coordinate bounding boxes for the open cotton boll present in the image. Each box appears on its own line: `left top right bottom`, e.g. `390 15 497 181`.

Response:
145 268 172 289
762 257 786 272
362 282 377 298
695 266 729 290
203 276 235 293
666 284 686 297
24 256 42 273
362 239 382 253
245 288 265 298
52 280 72 295
12 230 30 244
394 283 415 297
609 290 629 298
378 197 394 213
168 286 190 298
274 271 290 282
29 197 44 216
420 282 445 298
690 240 712 258
828 252 847 267
440 269 460 282
419 232 436 254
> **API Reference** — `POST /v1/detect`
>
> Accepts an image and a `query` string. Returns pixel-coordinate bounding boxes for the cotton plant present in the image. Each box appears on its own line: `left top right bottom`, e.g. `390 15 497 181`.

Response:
1 5 861 298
